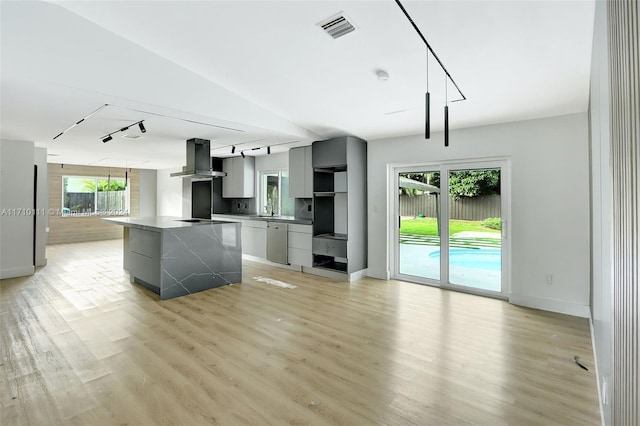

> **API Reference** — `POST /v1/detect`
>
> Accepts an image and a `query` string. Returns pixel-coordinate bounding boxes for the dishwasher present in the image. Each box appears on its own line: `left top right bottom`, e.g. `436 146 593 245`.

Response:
266 222 288 264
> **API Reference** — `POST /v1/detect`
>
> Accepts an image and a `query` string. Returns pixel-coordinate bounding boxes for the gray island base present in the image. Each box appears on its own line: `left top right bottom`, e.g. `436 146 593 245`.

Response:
103 217 242 300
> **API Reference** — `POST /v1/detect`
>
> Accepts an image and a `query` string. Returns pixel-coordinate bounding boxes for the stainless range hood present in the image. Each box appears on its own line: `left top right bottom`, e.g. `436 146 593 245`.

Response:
170 138 226 179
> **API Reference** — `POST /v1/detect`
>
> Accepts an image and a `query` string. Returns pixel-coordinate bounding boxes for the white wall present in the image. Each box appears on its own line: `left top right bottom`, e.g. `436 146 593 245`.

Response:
0 140 35 278
156 168 182 217
368 113 591 317
255 151 288 172
589 1 612 422
138 169 157 216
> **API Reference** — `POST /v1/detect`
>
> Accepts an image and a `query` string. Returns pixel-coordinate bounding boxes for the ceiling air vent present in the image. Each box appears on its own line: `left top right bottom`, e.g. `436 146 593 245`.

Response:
317 12 356 39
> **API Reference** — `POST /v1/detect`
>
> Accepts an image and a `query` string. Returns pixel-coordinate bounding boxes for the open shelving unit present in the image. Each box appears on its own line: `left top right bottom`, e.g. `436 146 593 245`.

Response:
311 136 367 277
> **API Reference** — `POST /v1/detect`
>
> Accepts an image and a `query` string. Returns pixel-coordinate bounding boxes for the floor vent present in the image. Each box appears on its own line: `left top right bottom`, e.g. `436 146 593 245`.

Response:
317 12 356 39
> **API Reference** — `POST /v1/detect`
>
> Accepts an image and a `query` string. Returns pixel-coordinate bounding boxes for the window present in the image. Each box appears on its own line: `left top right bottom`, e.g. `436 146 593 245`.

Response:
259 170 294 216
62 176 129 216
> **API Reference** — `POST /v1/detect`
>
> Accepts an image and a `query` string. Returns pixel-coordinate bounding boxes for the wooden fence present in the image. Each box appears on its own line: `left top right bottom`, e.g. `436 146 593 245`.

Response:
66 191 127 214
399 194 501 221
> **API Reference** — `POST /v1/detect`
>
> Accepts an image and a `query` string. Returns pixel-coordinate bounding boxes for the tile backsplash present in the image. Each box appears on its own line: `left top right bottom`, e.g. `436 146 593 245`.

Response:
228 198 256 214
294 198 313 220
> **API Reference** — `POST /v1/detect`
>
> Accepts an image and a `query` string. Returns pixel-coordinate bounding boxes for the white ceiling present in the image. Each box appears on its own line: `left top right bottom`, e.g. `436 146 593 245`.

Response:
1 0 595 169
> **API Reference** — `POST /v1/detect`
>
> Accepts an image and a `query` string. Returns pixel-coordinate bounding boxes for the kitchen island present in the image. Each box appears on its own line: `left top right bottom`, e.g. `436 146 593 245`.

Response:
103 217 241 300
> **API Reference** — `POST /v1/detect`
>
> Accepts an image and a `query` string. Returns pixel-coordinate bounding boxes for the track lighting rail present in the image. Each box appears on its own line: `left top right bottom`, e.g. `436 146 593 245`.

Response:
394 0 466 103
101 120 146 143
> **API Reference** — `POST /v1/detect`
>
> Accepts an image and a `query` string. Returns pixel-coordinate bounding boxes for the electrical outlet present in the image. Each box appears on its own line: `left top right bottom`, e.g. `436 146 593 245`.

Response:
545 273 553 285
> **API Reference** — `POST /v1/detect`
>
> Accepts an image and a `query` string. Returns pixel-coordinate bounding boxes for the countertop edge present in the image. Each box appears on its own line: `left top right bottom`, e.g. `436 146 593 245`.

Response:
211 214 313 225
102 216 242 230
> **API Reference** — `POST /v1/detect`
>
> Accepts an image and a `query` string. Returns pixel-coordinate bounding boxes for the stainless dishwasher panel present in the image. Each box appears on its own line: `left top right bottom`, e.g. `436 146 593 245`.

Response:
266 222 288 264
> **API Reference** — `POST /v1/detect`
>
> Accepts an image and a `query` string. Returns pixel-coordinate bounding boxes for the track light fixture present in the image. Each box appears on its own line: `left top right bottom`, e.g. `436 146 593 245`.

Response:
240 151 245 158
395 0 465 146
100 120 146 143
212 140 300 157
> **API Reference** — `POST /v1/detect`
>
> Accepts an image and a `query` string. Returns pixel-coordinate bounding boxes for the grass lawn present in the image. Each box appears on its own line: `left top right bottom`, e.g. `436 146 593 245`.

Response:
400 217 500 236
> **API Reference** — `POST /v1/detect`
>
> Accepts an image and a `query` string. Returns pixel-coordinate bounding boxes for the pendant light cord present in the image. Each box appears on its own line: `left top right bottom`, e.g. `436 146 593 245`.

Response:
426 50 429 91
445 74 448 105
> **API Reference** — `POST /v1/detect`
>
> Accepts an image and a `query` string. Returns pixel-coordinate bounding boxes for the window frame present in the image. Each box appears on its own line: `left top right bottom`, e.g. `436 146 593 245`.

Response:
61 175 130 217
258 169 294 216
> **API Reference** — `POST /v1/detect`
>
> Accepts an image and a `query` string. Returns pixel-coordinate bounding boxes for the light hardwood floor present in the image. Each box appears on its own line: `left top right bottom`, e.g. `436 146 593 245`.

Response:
1 239 600 425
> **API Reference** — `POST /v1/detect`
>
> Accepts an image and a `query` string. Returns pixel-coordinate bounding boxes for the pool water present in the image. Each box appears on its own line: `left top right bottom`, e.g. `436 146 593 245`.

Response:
429 248 502 271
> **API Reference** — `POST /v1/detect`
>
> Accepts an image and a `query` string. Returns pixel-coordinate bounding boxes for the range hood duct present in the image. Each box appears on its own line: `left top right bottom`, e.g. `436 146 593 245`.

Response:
170 138 226 179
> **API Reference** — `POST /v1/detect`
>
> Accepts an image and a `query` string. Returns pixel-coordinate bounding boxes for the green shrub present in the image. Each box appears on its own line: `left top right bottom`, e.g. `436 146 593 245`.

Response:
482 217 502 230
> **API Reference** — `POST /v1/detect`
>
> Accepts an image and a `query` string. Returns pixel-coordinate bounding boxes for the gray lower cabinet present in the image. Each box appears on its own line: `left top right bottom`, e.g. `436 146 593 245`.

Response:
129 227 161 289
241 220 266 258
212 216 313 267
288 224 312 267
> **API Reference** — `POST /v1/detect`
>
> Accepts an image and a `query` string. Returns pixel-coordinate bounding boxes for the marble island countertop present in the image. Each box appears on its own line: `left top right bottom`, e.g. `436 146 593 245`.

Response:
103 216 237 230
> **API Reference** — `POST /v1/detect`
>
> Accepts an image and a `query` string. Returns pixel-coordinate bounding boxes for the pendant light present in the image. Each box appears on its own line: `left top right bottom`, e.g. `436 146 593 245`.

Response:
425 50 430 139
444 76 449 147
394 0 466 148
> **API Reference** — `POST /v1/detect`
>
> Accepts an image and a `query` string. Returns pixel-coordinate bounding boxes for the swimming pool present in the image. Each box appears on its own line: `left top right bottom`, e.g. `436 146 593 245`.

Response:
429 248 502 271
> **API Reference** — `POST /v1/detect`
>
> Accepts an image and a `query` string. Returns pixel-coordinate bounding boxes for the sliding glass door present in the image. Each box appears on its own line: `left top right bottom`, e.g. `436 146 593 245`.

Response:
447 167 502 293
397 170 442 281
394 161 508 298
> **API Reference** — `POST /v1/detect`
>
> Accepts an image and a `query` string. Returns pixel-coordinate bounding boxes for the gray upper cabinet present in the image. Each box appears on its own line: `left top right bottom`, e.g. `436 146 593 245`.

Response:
222 156 255 198
312 137 347 168
288 146 313 198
